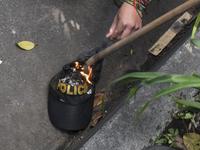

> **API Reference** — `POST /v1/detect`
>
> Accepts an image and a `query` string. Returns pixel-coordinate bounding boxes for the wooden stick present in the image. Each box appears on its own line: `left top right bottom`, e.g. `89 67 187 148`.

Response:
85 0 200 66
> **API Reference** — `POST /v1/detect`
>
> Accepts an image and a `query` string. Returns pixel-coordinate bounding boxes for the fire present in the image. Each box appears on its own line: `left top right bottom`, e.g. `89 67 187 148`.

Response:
80 66 93 84
75 62 80 69
72 62 93 84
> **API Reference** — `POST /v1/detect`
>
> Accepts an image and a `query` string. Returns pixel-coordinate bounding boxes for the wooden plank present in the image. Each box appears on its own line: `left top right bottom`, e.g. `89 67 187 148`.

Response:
149 12 193 56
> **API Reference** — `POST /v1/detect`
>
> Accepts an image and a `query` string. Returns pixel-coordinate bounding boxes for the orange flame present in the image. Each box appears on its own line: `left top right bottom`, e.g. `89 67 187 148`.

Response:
75 62 80 69
80 66 93 84
72 62 93 84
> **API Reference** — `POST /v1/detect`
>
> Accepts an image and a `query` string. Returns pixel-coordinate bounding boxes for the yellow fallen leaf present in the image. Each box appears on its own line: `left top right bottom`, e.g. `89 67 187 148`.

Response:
93 92 106 108
16 41 37 50
183 133 200 150
130 49 133 55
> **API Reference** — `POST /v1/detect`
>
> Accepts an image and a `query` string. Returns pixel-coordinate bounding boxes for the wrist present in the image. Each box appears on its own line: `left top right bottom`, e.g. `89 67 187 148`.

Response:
125 0 151 11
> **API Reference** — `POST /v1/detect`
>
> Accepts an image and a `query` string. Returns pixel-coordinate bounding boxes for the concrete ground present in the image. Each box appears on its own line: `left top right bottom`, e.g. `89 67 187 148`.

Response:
0 0 193 149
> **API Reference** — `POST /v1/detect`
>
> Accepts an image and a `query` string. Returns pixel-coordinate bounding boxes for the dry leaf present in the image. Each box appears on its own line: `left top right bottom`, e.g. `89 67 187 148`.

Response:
16 41 36 50
90 111 103 127
93 92 106 108
174 137 187 150
183 133 200 150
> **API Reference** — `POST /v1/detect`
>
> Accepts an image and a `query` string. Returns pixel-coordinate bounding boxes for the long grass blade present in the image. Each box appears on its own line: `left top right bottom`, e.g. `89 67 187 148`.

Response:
110 72 163 85
174 99 200 109
133 100 151 122
191 39 200 49
124 86 139 104
179 106 200 112
152 82 200 100
191 73 200 78
117 78 139 88
191 13 200 40
142 74 200 85
190 13 200 47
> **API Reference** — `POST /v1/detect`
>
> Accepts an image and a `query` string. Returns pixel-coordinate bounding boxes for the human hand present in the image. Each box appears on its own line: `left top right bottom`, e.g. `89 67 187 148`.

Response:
106 2 142 40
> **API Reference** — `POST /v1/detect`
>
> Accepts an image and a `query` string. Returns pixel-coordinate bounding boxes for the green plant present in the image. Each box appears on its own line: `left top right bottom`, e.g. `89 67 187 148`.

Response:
102 72 200 119
171 98 195 126
156 128 179 147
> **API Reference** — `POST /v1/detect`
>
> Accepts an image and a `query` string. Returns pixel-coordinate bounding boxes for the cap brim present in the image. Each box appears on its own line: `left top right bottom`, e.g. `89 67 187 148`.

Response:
48 90 94 130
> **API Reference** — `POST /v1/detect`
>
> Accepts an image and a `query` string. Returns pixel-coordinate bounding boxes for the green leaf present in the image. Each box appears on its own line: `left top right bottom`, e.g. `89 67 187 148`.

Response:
167 134 173 137
191 119 195 125
170 142 177 148
143 74 200 85
195 95 200 101
152 82 200 100
168 128 174 134
116 72 163 81
156 132 160 137
184 113 194 119
133 100 151 122
164 135 170 140
179 106 200 112
168 139 173 144
170 137 175 142
191 39 200 49
174 100 200 110
191 13 200 40
176 103 183 109
16 41 37 50
117 78 139 88
191 73 200 78
156 138 165 144
190 13 200 47
175 129 179 137
124 86 139 104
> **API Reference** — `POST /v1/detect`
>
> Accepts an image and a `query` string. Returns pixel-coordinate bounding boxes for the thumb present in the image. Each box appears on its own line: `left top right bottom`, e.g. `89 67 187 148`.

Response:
106 16 118 38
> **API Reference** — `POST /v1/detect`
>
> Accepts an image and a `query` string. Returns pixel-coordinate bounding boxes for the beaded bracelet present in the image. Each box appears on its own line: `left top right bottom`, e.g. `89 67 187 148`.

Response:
125 0 152 11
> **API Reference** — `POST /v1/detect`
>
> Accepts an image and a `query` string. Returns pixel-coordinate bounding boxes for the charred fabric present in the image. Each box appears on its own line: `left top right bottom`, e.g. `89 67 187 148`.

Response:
60 47 104 97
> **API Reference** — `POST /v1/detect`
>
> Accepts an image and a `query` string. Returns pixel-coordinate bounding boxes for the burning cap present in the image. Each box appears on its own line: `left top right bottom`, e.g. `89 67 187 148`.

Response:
48 47 104 130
